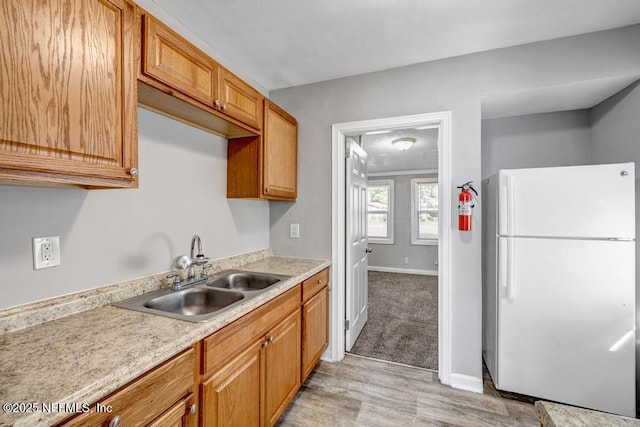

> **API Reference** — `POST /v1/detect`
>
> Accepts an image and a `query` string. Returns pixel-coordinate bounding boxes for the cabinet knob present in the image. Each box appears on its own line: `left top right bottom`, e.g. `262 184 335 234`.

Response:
128 168 138 176
108 415 122 427
265 188 270 193
189 403 197 414
221 104 227 110
317 279 322 284
214 100 220 107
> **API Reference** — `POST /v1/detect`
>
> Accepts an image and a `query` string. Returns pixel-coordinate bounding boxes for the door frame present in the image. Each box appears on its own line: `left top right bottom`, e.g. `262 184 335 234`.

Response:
329 111 453 386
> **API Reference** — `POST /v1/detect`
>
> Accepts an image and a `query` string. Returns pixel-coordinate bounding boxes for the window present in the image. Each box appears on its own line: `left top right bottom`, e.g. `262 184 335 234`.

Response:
367 180 394 244
411 178 438 245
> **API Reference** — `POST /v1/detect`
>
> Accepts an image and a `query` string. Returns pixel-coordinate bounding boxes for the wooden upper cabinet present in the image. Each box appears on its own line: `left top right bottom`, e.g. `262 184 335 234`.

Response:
140 13 263 133
227 99 298 201
142 14 218 107
263 100 298 200
0 0 138 188
218 68 264 130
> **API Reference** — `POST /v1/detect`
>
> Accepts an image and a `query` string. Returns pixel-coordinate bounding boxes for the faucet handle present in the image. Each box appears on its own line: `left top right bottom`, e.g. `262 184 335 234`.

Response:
201 264 211 279
166 272 181 288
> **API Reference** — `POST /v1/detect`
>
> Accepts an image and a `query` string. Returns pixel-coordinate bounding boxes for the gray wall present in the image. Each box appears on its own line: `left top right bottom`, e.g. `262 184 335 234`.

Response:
269 25 640 381
368 174 438 272
589 81 640 415
481 110 593 180
0 108 270 309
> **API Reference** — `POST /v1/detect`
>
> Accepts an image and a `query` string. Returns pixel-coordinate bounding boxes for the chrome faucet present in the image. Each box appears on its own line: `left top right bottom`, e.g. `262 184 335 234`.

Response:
188 235 210 280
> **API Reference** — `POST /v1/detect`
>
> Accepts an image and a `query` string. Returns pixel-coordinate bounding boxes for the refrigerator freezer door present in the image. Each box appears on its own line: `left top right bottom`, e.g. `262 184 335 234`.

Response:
498 163 635 239
497 237 635 417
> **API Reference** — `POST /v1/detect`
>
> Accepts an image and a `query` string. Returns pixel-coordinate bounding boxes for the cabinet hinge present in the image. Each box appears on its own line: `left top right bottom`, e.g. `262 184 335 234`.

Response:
344 319 350 330
345 145 351 158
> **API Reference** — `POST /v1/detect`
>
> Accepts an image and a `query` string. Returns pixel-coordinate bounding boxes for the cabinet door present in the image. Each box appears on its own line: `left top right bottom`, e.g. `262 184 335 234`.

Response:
262 100 297 200
201 339 263 427
0 0 138 188
147 398 189 427
219 68 263 130
302 286 329 382
264 309 301 426
142 15 218 107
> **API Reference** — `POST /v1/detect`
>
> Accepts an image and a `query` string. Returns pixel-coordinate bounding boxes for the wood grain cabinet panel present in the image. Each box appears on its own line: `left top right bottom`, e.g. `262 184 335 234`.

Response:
265 309 301 426
218 68 264 131
201 339 263 427
262 100 297 200
302 285 329 382
142 14 218 107
0 0 138 188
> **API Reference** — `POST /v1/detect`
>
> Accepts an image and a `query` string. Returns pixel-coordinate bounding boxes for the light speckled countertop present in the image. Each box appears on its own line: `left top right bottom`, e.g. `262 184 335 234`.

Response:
536 401 640 426
0 256 330 427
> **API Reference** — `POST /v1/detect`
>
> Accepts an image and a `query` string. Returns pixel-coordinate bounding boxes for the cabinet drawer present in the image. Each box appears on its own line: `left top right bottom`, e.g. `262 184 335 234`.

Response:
202 285 301 376
60 347 195 426
302 268 329 303
142 14 218 107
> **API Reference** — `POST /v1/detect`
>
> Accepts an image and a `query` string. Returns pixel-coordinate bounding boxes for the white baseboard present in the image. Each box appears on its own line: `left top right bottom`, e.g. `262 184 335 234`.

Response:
450 373 484 394
368 266 438 276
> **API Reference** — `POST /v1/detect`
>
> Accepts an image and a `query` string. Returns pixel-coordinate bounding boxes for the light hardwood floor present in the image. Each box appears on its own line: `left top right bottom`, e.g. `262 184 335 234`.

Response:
277 354 539 426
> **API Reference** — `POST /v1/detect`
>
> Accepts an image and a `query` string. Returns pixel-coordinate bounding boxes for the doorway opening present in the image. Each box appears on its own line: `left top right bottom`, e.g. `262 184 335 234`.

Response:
346 128 439 370
329 111 453 385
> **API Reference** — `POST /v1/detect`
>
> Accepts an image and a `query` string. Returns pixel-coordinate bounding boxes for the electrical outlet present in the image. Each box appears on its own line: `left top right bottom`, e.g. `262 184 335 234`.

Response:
290 223 300 239
32 236 61 270
404 257 409 264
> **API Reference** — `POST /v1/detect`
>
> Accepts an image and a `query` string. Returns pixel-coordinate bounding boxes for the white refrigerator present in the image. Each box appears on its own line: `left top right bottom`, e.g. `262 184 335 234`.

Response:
482 162 636 417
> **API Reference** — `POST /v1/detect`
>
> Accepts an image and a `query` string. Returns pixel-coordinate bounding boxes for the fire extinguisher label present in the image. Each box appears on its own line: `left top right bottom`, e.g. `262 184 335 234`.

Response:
459 201 473 215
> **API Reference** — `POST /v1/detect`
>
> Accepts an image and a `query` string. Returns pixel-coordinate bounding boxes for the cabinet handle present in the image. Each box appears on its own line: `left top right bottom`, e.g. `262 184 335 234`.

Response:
108 415 122 427
128 168 138 177
262 336 275 348
189 403 197 414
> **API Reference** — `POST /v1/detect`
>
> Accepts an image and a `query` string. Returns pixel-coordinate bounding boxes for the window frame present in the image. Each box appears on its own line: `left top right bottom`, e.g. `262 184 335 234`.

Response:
411 177 439 246
366 179 394 244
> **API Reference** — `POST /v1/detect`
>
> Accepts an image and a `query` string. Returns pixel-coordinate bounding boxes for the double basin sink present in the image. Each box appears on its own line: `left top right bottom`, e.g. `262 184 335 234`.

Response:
114 270 291 322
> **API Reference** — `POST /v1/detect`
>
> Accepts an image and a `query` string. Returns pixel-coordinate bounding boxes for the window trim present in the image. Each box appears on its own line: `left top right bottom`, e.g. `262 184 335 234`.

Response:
411 177 438 246
367 179 394 244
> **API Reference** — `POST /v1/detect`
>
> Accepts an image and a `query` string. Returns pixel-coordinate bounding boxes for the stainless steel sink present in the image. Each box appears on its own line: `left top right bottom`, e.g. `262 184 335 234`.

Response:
205 270 290 292
144 288 244 316
113 270 291 322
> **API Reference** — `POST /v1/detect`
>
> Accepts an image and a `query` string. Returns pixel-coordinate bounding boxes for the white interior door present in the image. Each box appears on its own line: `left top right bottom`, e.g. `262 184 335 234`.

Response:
345 138 369 351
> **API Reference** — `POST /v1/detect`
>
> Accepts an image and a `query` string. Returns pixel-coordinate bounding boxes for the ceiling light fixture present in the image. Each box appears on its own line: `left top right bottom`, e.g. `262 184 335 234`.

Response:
391 137 416 151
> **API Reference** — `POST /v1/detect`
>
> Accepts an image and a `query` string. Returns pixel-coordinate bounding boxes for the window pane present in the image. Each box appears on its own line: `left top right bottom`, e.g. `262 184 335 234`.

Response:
417 183 438 239
368 213 388 237
367 185 390 238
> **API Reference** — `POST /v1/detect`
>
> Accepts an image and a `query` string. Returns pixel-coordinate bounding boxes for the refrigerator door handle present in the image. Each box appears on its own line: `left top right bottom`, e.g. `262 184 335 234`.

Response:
506 175 515 236
506 238 515 299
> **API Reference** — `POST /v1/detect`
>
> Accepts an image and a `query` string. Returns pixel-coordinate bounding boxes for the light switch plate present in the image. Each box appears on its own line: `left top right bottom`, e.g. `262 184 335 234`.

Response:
32 236 61 270
290 223 300 239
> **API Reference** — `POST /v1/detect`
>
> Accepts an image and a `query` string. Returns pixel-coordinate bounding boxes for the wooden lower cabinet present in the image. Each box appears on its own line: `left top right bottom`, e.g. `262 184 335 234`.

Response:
265 309 301 425
201 308 301 427
201 339 263 427
58 346 197 427
301 285 329 382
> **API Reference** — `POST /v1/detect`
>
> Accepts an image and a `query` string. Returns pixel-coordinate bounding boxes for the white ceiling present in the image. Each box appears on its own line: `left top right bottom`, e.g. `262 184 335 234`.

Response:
149 0 640 91
358 128 439 174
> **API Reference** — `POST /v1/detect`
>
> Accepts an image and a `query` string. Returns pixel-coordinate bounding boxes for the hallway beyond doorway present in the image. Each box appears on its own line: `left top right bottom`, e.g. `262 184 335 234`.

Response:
348 271 438 370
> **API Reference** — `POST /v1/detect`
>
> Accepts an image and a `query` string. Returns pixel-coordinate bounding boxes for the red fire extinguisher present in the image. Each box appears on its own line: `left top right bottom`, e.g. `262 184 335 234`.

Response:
457 181 478 231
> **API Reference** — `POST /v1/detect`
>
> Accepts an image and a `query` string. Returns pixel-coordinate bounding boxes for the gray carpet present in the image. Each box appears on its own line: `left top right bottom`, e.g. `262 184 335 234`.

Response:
348 271 438 370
